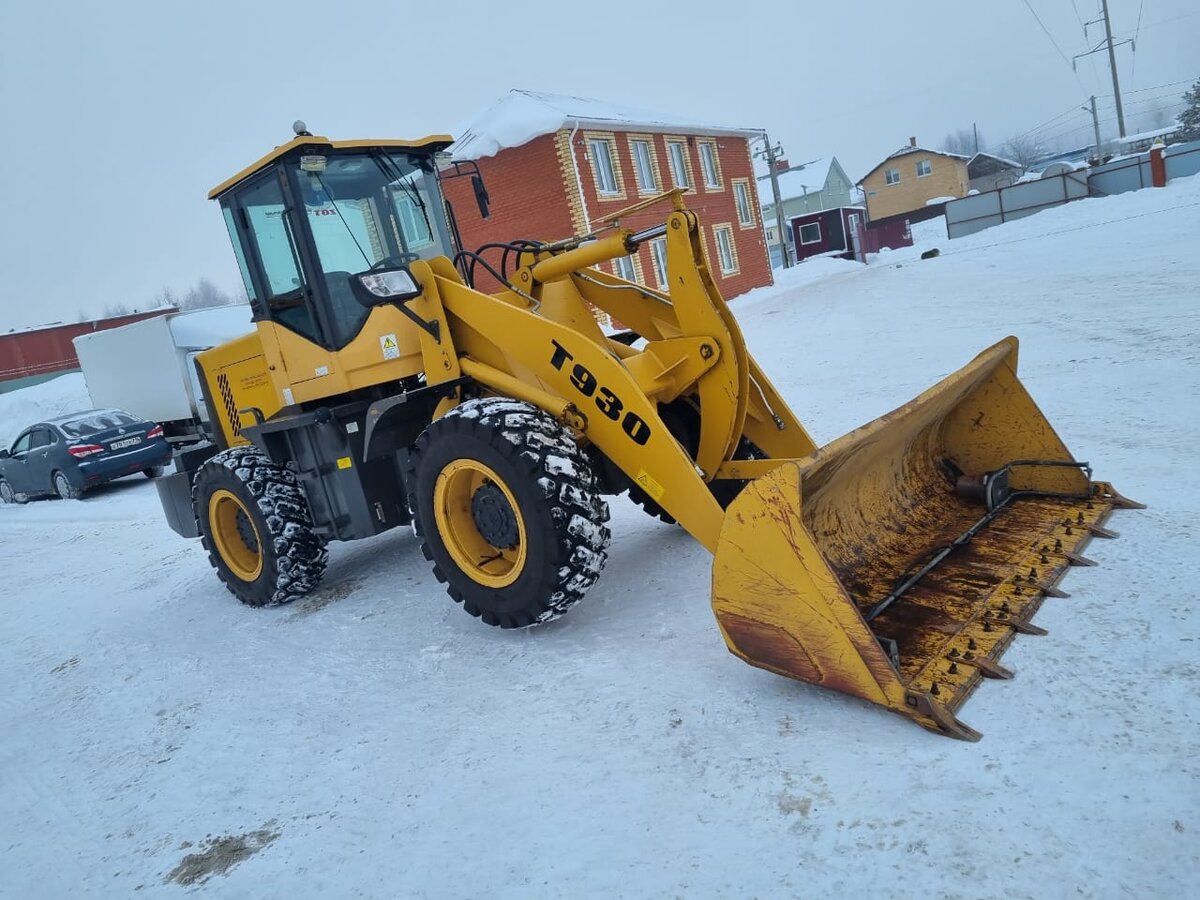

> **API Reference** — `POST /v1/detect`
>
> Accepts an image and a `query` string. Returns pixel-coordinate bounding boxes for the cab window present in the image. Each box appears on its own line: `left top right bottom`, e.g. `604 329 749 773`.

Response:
292 151 451 348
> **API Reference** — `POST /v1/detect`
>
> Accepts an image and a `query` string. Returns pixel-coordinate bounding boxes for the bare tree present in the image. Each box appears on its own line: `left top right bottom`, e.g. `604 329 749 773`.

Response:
154 287 179 309
1000 134 1045 172
102 303 132 318
942 127 985 156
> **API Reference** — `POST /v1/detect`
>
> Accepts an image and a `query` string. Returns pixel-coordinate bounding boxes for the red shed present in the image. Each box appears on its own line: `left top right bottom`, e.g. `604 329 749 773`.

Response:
788 207 868 262
0 308 175 394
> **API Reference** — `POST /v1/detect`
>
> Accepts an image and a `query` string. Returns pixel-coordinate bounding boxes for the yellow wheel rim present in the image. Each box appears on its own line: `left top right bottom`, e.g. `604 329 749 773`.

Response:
432 459 527 588
209 488 264 582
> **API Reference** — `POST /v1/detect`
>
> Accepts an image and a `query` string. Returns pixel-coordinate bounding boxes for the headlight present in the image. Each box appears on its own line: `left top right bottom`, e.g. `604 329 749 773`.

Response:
358 269 420 298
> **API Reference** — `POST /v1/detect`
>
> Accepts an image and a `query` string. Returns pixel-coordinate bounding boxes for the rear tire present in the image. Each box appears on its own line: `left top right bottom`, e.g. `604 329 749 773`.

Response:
145 466 165 479
193 446 327 607
53 471 80 500
409 398 610 628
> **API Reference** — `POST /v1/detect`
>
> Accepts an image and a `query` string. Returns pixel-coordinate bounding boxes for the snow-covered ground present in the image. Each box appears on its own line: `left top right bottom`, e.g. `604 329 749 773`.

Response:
2 177 1198 898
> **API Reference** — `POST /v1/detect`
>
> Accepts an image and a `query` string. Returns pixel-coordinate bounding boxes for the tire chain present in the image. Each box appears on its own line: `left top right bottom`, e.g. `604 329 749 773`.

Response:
197 445 328 605
409 397 612 625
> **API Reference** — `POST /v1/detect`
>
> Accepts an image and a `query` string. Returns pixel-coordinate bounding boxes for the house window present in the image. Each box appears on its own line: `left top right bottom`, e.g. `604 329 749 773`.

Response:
698 141 721 189
885 168 901 185
733 180 754 227
630 139 658 193
713 224 738 275
916 159 932 177
666 140 691 189
649 237 668 289
799 222 822 245
765 226 776 242
614 254 636 281
588 137 620 195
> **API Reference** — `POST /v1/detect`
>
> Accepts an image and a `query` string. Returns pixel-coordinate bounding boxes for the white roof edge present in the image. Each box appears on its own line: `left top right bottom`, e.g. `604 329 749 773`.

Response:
448 89 763 161
560 117 764 137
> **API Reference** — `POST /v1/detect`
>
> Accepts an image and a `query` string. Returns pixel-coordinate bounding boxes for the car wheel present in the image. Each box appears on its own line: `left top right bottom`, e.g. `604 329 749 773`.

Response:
0 479 23 504
145 466 165 479
53 471 81 500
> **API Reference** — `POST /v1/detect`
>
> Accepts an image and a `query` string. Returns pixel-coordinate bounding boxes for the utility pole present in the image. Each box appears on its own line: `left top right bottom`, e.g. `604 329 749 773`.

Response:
1101 0 1126 138
753 133 791 268
1074 2 1132 140
1084 96 1103 161
973 122 979 155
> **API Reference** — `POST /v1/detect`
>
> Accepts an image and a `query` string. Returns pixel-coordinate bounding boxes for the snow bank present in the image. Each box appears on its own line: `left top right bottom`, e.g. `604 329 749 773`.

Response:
0 373 92 447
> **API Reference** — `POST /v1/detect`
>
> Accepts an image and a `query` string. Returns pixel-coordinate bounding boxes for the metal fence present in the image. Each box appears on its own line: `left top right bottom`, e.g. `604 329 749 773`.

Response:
945 139 1200 239
1089 140 1200 195
945 171 1090 238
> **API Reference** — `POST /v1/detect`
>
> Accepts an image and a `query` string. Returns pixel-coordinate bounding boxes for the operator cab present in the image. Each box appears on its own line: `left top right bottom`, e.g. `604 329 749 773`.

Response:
211 124 457 351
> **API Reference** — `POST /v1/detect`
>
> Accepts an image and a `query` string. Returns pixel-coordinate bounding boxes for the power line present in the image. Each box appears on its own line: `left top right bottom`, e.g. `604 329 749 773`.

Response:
1068 0 1104 91
1022 0 1073 67
1129 0 1145 89
1125 78 1197 94
1013 102 1094 141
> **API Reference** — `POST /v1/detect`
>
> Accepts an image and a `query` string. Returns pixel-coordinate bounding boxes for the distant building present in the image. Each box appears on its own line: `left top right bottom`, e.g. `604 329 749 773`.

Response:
443 90 772 302
858 138 969 221
967 152 1023 193
0 309 175 394
787 207 866 262
757 157 854 267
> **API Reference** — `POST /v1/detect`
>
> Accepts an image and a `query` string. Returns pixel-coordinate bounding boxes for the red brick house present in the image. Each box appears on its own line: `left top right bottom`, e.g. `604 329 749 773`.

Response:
443 90 772 300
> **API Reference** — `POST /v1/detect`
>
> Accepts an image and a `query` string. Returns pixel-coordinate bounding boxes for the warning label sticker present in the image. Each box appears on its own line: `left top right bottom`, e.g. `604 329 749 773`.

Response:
634 468 665 501
380 334 399 360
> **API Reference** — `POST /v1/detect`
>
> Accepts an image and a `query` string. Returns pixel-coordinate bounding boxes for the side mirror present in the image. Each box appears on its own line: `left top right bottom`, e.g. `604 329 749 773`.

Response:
472 174 490 219
0 449 8 459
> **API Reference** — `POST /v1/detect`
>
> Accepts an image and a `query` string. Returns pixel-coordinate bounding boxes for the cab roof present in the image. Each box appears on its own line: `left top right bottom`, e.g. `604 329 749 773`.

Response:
209 133 454 200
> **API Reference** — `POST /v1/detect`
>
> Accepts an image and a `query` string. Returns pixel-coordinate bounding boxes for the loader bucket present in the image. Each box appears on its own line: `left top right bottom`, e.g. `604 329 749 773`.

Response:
711 337 1140 740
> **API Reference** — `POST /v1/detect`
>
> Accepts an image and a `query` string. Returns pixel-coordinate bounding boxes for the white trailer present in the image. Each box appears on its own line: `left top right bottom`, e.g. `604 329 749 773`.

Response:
73 307 253 443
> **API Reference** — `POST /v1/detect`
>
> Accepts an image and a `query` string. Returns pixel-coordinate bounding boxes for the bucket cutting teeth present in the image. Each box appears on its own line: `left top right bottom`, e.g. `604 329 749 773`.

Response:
711 338 1143 741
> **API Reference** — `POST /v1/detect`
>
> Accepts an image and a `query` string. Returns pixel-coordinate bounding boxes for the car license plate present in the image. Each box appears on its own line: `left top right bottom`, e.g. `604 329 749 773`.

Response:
110 437 142 450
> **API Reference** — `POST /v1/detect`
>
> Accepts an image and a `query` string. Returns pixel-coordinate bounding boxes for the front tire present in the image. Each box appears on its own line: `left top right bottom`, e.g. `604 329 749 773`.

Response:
0 479 23 504
193 446 327 607
409 398 610 628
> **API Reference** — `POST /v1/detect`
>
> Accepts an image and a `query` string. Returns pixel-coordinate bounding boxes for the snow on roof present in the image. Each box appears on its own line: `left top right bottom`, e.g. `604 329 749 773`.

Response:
756 158 835 206
857 145 970 183
167 305 253 348
3 305 176 337
886 145 970 162
449 89 763 160
1118 124 1180 145
968 152 1021 169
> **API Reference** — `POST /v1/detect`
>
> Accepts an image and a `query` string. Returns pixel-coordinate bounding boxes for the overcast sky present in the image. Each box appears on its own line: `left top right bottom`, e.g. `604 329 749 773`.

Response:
1 0 1196 331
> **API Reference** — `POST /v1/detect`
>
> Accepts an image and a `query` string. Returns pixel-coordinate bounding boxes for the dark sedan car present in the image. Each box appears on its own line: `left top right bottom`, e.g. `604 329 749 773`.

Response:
0 409 173 503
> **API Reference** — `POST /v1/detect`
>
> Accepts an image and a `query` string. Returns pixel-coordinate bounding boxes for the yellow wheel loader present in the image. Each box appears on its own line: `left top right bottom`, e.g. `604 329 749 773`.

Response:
157 124 1141 740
